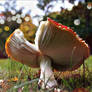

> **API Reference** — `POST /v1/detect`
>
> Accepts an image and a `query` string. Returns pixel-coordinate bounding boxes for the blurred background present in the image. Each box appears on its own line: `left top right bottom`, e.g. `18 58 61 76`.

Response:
0 0 92 59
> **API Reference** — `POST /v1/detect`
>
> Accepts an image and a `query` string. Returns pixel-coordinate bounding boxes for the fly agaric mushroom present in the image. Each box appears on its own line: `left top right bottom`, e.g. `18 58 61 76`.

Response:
5 18 90 89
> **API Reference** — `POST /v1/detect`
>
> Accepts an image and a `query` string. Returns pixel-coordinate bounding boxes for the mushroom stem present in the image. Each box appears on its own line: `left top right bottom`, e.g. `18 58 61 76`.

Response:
38 56 57 89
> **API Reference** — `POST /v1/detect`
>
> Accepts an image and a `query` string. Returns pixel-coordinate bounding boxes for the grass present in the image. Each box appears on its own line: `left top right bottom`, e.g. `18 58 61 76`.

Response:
85 55 92 70
0 56 92 92
0 58 40 92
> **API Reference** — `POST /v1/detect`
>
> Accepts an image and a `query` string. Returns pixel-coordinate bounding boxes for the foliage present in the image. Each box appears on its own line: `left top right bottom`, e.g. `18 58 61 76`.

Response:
37 0 54 14
0 58 40 91
0 0 37 57
37 0 51 10
37 0 86 15
69 0 76 4
20 15 37 43
0 56 92 91
43 2 92 39
0 10 36 56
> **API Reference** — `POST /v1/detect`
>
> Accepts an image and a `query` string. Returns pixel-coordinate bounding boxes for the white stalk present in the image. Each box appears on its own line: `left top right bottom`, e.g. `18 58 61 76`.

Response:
38 56 57 89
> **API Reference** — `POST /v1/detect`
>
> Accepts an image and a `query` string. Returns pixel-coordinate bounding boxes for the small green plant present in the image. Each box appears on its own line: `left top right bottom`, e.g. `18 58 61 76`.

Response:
0 56 92 91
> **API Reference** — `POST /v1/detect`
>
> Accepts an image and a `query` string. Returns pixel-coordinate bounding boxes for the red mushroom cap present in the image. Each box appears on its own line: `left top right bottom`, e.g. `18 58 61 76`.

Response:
37 18 90 71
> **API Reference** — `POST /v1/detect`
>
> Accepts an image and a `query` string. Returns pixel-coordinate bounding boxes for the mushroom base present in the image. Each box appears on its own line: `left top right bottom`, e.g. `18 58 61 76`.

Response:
38 56 57 89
